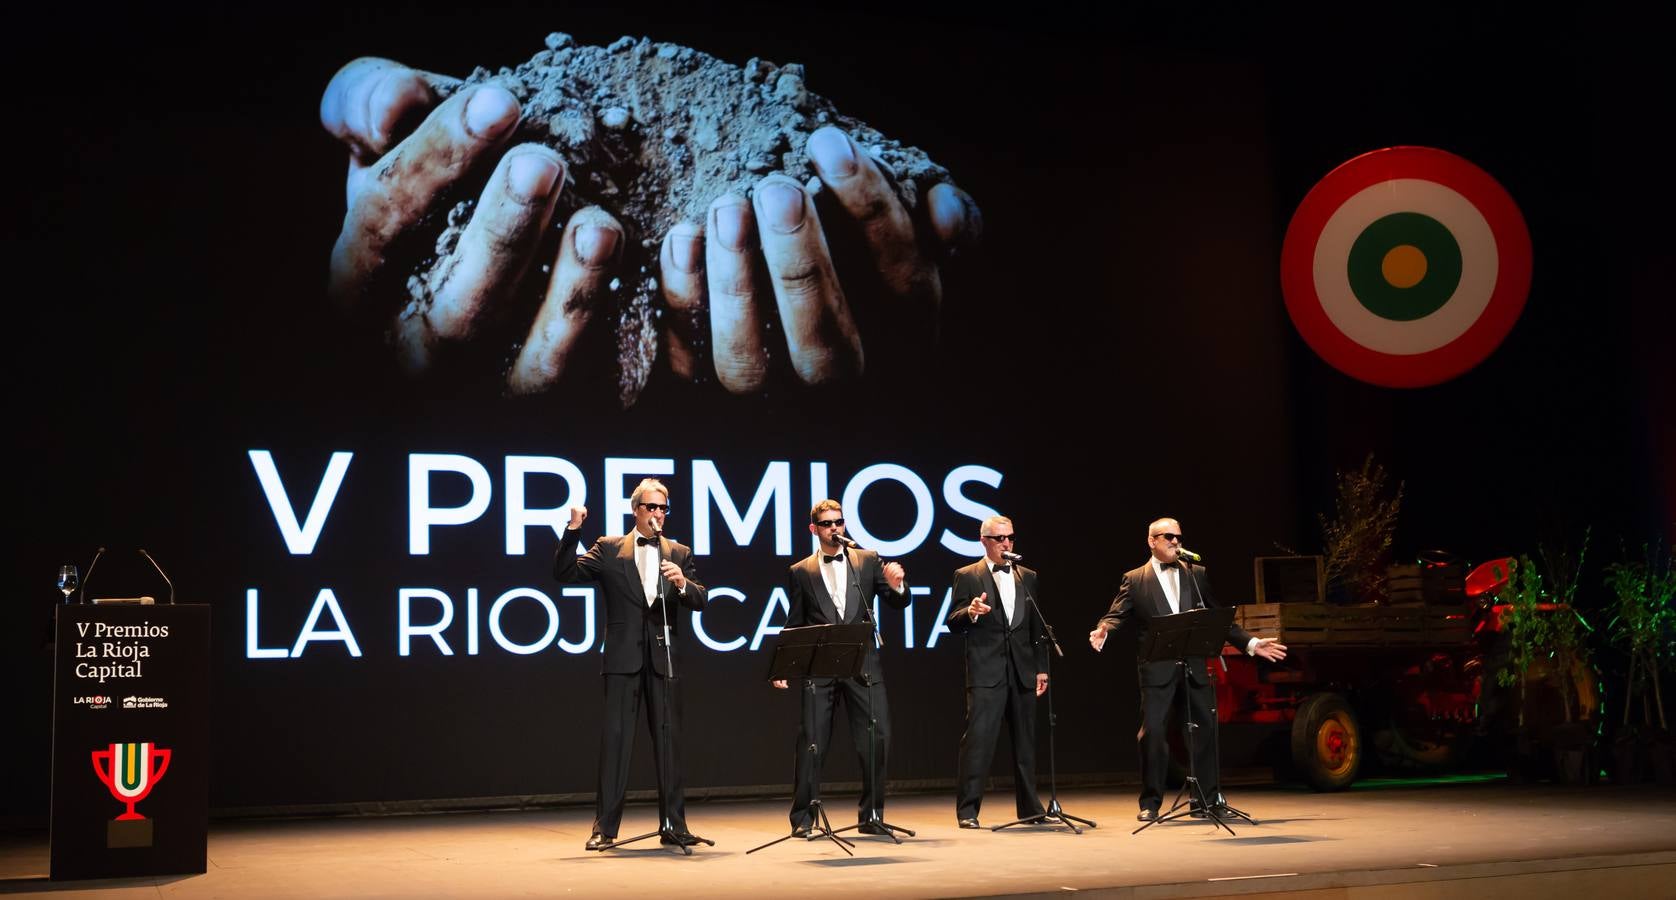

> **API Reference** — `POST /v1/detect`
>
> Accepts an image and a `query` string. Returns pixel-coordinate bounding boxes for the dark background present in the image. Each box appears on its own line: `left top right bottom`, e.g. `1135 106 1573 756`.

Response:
5 5 1669 823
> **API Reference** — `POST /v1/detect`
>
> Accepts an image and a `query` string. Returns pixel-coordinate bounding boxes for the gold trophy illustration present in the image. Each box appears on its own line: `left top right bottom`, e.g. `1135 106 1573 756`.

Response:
91 742 171 847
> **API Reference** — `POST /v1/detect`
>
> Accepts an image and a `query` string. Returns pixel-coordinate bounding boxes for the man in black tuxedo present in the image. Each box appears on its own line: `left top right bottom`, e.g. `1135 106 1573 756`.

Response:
772 500 911 835
1089 518 1286 821
946 515 1048 828
553 479 708 851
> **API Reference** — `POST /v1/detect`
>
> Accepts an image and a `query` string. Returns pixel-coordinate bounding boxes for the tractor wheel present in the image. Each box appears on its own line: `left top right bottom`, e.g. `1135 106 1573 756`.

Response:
1292 693 1363 791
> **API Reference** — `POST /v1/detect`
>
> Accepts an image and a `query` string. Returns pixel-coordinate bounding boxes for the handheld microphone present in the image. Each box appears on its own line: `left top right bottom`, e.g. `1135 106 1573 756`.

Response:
1176 547 1202 563
139 549 176 605
80 546 107 604
832 533 861 550
1001 550 1024 562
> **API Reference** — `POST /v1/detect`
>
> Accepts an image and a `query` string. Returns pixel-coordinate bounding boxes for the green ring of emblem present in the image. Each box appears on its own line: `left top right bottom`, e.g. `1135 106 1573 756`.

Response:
1345 211 1462 322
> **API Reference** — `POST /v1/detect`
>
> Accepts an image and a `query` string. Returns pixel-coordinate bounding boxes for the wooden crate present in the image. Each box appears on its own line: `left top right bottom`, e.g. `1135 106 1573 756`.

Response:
1254 555 1325 605
1386 563 1467 605
1234 602 1474 646
1388 564 1425 604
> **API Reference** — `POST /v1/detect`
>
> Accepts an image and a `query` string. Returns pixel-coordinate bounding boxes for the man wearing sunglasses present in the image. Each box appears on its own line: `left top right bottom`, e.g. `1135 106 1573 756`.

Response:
553 478 708 851
1088 518 1286 822
946 516 1049 828
773 500 910 836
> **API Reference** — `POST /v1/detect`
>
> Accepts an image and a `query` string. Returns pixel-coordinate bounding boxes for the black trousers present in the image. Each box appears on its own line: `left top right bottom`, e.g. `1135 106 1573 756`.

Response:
1137 665 1220 812
594 661 685 837
955 669 1044 820
789 675 891 827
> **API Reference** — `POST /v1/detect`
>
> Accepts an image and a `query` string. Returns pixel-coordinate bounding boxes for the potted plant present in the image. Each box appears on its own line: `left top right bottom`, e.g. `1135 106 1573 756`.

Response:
1319 453 1402 605
1604 542 1674 784
1492 536 1596 783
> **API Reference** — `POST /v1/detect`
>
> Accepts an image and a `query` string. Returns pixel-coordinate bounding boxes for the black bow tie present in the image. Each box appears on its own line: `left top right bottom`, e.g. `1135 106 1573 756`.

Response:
637 536 659 546
992 564 1012 574
1159 561 1180 570
823 553 845 564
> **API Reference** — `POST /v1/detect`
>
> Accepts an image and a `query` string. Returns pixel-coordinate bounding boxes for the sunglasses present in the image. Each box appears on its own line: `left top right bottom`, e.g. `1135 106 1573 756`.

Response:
639 503 671 513
814 518 845 528
982 534 1016 543
1151 532 1182 542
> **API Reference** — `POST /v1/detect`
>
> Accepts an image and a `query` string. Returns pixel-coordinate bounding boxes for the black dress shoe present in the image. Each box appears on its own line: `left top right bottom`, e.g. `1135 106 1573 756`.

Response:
1189 803 1229 819
957 817 981 829
1135 808 1159 822
856 821 889 835
660 831 699 846
790 824 812 838
585 833 614 851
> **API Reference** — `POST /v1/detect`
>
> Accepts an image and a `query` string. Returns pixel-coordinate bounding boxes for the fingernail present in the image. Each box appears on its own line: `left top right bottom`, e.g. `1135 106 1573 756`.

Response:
807 127 857 178
757 180 806 234
506 151 561 201
668 224 701 273
712 202 750 251
574 222 620 266
464 86 519 139
367 70 401 146
929 183 967 241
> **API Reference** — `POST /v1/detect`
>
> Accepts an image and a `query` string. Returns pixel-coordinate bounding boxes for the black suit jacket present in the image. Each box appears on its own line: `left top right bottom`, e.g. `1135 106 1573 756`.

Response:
553 528 707 676
785 548 910 684
946 560 1049 690
1097 560 1253 687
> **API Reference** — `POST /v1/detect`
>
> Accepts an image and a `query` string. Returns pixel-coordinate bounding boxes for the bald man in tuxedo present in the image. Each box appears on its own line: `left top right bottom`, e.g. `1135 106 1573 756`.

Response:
946 515 1048 828
1089 517 1285 821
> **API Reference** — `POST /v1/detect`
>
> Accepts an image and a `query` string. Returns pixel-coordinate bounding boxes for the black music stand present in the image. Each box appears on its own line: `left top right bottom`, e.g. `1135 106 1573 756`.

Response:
1130 606 1251 836
747 623 873 856
992 573 1096 834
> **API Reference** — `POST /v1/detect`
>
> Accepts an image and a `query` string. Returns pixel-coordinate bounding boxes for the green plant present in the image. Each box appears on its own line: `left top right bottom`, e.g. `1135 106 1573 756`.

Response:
1543 529 1592 725
1319 453 1403 604
1494 545 1592 729
1495 555 1544 728
1605 541 1674 731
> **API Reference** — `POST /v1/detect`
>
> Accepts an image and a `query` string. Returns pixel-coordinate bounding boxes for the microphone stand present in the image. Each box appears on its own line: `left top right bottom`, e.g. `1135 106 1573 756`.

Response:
829 539 915 844
1180 557 1255 828
139 549 175 605
607 525 713 855
993 558 1097 833
79 546 106 605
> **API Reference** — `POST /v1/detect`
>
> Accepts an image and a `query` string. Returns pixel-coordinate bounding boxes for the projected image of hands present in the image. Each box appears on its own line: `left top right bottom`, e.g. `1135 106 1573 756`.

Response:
319 42 980 408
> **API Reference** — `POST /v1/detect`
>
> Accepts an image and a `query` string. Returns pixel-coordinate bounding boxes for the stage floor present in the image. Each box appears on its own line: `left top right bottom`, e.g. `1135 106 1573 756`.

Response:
3 781 1673 898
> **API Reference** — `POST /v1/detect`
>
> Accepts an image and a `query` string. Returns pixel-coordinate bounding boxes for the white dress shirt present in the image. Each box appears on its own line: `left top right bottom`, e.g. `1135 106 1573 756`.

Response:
822 549 848 620
1152 557 1183 614
635 536 660 605
991 561 1017 625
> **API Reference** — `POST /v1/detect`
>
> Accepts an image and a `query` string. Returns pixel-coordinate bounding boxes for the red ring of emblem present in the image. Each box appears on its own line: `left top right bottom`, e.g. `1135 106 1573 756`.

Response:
1280 146 1532 388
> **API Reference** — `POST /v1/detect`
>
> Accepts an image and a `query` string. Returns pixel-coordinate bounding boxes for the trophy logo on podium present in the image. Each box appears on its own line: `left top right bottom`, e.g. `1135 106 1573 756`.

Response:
91 742 171 848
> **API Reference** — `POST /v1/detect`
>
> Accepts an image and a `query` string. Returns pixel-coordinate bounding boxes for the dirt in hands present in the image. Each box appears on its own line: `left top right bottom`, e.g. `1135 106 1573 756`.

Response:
408 32 951 407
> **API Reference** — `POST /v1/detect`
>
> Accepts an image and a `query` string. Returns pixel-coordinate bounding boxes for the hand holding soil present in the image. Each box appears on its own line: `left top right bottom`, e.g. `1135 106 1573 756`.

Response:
319 34 980 406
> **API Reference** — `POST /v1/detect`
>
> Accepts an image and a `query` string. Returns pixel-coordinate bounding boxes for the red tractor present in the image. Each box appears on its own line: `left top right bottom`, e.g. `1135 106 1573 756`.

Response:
1220 555 1599 790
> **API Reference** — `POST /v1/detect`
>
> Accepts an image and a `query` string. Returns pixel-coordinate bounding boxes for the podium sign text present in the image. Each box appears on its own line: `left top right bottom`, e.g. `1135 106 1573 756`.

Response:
50 604 209 880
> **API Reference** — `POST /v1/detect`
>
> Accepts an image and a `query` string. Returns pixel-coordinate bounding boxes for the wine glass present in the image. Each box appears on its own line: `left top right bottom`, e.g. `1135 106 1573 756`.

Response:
57 564 78 604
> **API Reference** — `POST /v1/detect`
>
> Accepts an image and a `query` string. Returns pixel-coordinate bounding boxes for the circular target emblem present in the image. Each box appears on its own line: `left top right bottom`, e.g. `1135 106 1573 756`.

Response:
1281 146 1531 387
